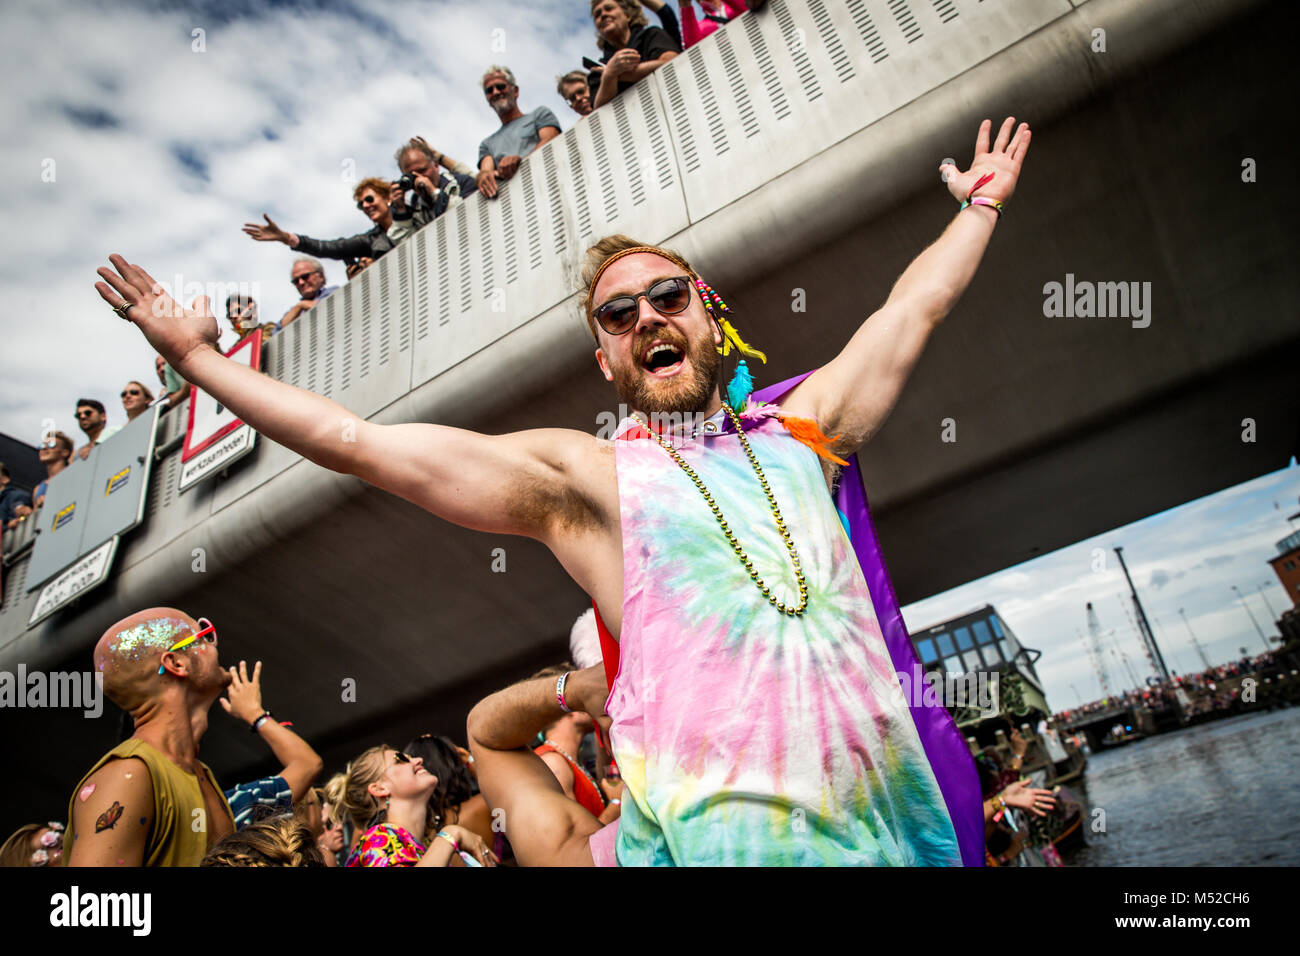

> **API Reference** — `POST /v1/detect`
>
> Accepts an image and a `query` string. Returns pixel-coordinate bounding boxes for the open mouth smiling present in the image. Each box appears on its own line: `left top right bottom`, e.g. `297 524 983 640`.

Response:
642 341 685 376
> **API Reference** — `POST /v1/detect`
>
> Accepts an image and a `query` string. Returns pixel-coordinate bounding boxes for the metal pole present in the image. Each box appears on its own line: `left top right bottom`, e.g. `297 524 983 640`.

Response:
1231 585 1271 653
1114 547 1171 681
1178 607 1212 671
1256 583 1281 622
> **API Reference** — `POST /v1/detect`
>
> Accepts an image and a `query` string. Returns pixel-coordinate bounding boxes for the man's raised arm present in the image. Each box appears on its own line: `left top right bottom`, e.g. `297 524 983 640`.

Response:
783 117 1032 456
94 256 603 541
466 666 608 867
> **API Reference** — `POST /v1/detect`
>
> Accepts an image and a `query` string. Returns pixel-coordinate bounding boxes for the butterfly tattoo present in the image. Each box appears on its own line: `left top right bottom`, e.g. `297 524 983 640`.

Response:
95 801 124 833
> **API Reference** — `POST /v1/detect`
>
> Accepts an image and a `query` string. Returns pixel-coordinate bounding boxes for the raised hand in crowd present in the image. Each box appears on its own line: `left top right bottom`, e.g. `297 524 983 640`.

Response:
1000 779 1057 818
221 659 323 803
242 213 298 248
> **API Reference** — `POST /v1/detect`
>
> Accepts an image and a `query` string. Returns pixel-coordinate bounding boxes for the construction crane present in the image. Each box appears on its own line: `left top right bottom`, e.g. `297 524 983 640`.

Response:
1082 606 1114 699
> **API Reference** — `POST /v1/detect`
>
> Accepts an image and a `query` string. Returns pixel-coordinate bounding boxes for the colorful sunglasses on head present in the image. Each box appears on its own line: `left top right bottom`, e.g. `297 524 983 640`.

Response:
158 618 216 674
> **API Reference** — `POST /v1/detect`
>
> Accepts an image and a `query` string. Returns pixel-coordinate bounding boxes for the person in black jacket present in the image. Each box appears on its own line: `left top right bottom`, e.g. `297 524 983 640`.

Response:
242 177 397 263
589 0 681 109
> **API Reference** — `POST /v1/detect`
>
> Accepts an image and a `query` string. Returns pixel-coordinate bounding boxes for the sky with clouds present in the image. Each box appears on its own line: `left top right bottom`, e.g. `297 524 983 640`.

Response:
901 463 1300 712
2 0 597 444
4 1 1296 709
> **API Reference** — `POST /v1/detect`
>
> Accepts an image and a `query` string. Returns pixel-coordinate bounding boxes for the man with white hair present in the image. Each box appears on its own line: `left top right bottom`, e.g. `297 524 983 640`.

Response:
476 65 561 200
280 256 337 330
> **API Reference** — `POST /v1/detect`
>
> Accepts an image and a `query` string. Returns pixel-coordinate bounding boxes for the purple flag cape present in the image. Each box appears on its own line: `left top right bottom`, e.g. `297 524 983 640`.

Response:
753 373 984 866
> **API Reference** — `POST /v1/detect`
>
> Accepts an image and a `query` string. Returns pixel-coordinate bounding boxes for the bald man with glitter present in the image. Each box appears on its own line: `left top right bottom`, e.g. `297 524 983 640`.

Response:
63 608 236 867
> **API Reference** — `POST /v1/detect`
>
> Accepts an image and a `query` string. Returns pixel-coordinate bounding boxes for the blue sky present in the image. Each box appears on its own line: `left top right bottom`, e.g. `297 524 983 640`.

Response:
901 463 1300 712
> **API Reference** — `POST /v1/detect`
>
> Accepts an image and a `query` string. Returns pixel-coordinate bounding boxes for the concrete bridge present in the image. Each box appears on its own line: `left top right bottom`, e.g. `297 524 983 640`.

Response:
2 0 1296 819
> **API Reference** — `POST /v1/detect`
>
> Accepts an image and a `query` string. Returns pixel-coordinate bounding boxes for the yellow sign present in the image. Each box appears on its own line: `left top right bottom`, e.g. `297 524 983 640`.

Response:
52 502 76 532
105 466 131 496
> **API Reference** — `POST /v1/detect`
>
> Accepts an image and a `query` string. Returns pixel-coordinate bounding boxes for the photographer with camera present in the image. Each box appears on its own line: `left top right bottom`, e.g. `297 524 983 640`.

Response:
242 177 397 265
388 137 478 244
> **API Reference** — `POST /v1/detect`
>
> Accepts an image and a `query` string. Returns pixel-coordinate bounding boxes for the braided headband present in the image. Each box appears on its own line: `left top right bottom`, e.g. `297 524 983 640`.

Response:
583 245 697 342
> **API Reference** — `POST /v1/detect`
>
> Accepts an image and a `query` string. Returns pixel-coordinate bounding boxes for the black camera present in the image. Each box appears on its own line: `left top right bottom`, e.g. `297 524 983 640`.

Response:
398 173 417 191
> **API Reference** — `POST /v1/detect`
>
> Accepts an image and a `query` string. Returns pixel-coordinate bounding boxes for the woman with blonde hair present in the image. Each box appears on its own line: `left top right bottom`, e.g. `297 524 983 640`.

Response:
120 380 155 421
339 745 497 867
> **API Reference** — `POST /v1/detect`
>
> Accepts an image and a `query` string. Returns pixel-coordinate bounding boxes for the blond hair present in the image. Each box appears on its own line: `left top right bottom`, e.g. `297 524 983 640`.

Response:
201 815 325 867
321 773 347 828
125 380 155 403
339 745 391 832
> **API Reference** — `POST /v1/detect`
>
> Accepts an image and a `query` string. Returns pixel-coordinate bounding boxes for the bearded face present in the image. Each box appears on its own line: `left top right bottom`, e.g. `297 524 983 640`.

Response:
608 319 722 416
592 253 724 417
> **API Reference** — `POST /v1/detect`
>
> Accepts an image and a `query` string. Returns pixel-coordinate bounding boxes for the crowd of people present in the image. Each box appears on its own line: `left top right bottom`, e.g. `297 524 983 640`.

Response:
1 0 758 544
1 607 624 867
1052 650 1292 724
5 0 1044 867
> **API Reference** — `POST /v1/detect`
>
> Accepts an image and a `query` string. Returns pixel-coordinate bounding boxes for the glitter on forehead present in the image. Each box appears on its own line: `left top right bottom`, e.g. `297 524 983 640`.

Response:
106 617 192 665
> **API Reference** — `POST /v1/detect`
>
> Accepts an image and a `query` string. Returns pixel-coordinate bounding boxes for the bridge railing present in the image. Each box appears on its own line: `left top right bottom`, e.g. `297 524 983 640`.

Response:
1 0 1082 648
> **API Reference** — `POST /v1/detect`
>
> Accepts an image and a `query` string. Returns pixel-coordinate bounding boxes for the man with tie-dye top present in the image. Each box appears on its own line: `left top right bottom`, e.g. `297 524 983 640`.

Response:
98 118 1031 865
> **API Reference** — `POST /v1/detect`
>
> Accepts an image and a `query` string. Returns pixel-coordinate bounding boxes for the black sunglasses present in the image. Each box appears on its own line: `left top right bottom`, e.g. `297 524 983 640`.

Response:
392 751 411 764
592 276 694 335
121 389 142 398
355 194 380 210
484 82 510 94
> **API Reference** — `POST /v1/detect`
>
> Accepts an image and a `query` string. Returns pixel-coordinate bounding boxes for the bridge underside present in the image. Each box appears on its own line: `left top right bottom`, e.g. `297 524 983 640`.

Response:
5 1 1298 820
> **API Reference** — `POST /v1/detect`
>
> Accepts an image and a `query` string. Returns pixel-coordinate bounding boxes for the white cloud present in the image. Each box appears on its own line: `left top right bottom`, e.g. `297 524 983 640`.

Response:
903 465 1300 710
1 0 596 444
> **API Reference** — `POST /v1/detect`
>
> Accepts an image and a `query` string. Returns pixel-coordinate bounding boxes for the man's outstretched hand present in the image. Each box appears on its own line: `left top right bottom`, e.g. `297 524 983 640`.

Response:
95 254 219 370
940 117 1031 205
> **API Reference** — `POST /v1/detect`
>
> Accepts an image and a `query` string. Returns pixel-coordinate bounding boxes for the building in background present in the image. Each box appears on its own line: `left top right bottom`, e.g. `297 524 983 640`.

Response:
912 603 1045 702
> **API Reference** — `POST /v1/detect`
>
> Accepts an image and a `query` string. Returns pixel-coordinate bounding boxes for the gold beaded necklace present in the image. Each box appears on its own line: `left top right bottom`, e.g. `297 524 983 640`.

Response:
643 403 808 616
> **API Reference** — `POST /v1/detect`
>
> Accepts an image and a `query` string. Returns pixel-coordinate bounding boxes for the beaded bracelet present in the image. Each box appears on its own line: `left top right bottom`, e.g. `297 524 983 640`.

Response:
250 712 274 733
556 672 574 713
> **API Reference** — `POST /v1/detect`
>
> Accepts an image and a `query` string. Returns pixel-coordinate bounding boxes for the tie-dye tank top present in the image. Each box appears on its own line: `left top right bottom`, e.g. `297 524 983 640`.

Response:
606 408 962 866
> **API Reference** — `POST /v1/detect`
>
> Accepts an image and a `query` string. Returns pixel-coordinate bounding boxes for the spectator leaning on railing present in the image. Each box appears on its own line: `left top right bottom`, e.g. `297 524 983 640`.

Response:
280 257 337 331
557 70 593 117
475 65 561 200
74 398 119 461
32 431 74 508
388 136 478 243
242 177 397 265
1 462 34 530
120 380 154 422
155 355 191 410
589 0 681 110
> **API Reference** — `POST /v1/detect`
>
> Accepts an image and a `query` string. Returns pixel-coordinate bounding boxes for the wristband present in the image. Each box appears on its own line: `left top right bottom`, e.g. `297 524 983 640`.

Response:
250 711 273 733
960 196 1004 219
436 830 459 852
958 170 1004 219
610 798 621 806
556 672 574 713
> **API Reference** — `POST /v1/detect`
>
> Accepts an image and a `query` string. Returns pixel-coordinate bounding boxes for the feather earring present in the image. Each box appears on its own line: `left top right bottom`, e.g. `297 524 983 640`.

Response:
727 359 754 412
